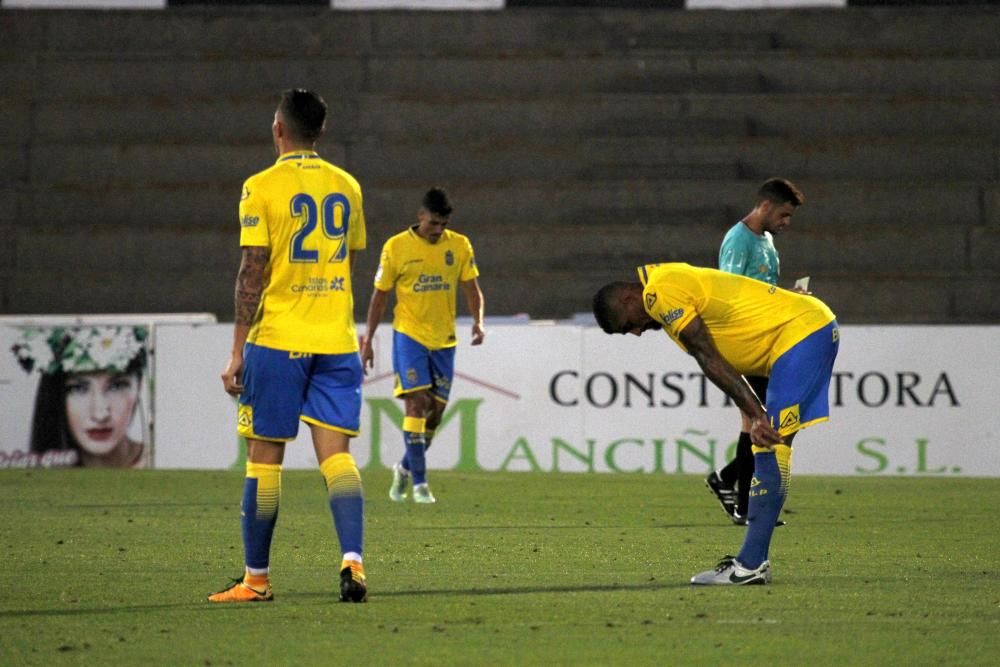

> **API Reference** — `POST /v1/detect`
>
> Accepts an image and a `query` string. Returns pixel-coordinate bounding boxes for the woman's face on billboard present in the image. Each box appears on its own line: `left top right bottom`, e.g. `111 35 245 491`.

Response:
64 371 140 456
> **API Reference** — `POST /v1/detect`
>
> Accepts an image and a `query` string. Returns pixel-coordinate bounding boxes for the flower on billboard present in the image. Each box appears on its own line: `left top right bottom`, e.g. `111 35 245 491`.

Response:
11 326 147 375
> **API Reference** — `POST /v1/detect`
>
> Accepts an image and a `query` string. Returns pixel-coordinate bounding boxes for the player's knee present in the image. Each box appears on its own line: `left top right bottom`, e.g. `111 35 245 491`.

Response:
425 411 441 431
405 390 432 415
426 398 447 428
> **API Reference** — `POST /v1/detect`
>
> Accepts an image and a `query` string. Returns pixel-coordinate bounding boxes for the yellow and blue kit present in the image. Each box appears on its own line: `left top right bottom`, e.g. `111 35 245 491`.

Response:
374 227 479 351
236 151 366 439
239 150 366 355
638 263 838 436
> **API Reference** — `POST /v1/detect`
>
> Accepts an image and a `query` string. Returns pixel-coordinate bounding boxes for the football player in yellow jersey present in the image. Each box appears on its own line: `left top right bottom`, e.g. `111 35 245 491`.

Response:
209 89 368 604
360 187 485 504
593 263 839 585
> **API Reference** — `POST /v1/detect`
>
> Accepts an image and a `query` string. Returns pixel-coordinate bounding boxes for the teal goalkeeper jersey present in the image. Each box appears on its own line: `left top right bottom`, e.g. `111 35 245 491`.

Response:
718 221 779 285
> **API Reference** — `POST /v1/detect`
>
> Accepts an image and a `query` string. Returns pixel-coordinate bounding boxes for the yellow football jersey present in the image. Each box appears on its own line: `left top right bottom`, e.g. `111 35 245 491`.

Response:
374 227 479 350
238 151 366 354
638 263 835 376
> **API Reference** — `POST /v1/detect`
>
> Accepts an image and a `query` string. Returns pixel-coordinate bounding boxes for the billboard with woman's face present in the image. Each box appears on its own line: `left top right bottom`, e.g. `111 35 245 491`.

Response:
1 325 152 468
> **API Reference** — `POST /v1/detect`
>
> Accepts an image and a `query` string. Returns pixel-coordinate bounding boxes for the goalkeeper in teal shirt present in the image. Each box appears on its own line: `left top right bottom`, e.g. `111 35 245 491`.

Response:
706 178 806 525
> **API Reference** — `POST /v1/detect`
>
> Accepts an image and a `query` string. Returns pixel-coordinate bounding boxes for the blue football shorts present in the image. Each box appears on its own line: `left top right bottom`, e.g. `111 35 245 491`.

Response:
392 330 456 402
237 342 363 441
766 320 840 437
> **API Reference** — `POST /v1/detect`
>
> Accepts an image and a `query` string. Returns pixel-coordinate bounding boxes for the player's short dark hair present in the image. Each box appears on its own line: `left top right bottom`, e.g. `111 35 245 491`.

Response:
422 187 453 217
592 282 629 334
278 89 327 143
757 178 805 207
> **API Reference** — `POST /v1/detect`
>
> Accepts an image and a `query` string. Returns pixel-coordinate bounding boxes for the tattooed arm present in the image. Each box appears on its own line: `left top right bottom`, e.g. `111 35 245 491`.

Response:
678 315 783 446
221 246 270 396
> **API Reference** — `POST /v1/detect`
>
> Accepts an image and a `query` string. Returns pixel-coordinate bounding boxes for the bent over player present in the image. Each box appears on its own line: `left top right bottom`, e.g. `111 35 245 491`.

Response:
361 187 484 504
210 89 368 603
593 263 838 585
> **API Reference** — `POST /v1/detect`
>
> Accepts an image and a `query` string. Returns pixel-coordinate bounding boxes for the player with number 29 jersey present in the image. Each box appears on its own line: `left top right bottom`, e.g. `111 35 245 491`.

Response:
211 90 369 606
238 150 366 354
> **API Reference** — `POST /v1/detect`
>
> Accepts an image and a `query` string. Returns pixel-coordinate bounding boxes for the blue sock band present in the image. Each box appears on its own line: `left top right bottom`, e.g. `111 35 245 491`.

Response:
400 433 433 474
330 495 364 556
736 446 789 570
242 463 281 570
404 431 427 486
320 453 364 557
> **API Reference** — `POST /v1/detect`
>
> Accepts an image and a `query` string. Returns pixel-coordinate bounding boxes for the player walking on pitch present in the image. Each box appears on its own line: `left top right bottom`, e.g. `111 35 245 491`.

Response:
361 187 485 504
593 263 838 585
209 89 369 603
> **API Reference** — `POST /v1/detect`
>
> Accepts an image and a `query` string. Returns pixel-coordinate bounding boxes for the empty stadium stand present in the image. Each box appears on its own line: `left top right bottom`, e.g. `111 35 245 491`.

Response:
1 6 998 322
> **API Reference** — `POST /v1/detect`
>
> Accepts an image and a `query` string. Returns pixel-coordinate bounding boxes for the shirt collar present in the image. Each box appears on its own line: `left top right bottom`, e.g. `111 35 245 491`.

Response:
408 225 439 244
638 263 663 286
277 150 320 163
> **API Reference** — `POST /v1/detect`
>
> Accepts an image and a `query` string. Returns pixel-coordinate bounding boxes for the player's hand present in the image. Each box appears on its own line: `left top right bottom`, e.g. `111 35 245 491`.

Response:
749 417 784 447
470 322 485 346
221 353 244 396
360 336 375 374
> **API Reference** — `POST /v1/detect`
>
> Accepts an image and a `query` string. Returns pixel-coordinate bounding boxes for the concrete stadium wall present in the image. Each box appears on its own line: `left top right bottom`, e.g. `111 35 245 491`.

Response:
1 6 998 323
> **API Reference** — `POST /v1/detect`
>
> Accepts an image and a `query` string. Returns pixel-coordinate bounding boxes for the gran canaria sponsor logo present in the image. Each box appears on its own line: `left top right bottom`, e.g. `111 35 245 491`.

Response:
291 277 345 293
413 273 451 292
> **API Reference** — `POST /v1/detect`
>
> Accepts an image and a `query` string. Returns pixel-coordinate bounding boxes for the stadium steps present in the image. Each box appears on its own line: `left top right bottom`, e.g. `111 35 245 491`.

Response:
9 93 1000 143
10 180 995 323
1 7 998 322
9 136 995 187
4 53 999 98
4 7 999 57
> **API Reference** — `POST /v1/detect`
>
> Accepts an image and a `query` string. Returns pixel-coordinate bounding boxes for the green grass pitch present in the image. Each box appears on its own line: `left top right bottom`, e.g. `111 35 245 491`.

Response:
2 468 998 666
